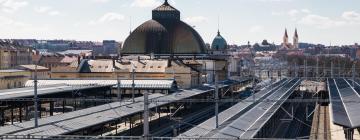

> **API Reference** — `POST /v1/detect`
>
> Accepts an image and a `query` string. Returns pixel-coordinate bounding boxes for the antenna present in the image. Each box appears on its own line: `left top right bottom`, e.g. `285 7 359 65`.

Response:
217 15 220 34
129 16 132 35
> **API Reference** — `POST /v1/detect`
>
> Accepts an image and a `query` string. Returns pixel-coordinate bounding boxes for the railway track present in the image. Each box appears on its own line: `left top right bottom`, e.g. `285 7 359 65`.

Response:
310 105 330 140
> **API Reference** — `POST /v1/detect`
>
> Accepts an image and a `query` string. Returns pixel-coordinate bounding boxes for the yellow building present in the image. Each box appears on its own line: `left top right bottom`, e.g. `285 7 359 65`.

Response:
51 59 202 89
0 69 31 89
16 65 50 79
0 41 32 69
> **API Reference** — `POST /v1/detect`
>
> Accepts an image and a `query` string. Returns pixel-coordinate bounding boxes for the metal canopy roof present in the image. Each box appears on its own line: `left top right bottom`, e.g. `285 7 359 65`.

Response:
0 94 164 135
209 78 301 139
25 80 176 90
5 87 213 136
178 78 290 138
0 84 110 100
328 78 360 128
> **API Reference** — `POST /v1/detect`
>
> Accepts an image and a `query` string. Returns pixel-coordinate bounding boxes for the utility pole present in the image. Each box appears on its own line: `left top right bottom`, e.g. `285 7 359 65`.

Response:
215 74 219 128
143 91 149 140
34 65 38 127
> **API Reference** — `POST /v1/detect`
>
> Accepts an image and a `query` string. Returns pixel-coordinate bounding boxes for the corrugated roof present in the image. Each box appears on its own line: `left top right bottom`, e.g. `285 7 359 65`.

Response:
0 84 112 100
25 80 176 89
328 78 360 128
179 79 289 138
208 78 301 139
9 87 213 136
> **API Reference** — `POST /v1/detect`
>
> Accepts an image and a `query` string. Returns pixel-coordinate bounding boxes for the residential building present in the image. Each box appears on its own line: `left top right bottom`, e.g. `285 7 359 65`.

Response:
0 40 32 69
103 40 120 56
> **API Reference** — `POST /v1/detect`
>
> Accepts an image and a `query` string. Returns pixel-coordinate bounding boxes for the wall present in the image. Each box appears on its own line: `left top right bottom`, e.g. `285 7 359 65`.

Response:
0 71 30 89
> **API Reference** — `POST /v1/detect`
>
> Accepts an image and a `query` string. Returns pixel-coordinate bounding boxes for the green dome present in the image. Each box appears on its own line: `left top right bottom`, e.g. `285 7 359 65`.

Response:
211 31 227 50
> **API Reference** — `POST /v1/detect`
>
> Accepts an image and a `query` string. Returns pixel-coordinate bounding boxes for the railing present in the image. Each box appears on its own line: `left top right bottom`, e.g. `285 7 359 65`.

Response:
0 135 308 140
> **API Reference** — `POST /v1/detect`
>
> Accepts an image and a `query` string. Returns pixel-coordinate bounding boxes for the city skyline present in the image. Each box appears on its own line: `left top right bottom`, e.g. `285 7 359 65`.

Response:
0 0 359 45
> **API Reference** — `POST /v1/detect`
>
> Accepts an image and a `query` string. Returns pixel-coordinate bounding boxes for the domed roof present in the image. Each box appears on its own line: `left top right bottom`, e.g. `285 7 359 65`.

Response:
121 0 207 55
153 0 179 12
134 20 167 32
152 0 180 21
211 31 227 50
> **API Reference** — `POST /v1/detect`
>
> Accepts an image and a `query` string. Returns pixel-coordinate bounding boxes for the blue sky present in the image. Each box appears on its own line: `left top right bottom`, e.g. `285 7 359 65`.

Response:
0 0 359 45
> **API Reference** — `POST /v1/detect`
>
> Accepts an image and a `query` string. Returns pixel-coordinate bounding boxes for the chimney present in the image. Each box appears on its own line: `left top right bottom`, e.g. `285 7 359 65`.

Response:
112 58 116 68
77 56 81 66
167 59 172 67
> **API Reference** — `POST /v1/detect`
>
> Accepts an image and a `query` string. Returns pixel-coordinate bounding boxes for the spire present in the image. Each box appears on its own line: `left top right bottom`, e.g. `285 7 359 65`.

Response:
294 28 298 38
284 28 288 38
217 15 220 36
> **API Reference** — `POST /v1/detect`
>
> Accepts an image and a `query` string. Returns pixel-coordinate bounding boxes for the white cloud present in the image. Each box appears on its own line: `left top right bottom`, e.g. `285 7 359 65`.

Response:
184 16 208 24
34 6 62 16
249 25 265 33
301 9 311 14
131 0 161 8
92 0 110 3
0 0 28 13
258 0 293 2
0 15 29 27
288 9 299 17
342 11 360 22
298 14 346 29
90 12 125 25
34 6 51 13
272 9 311 18
49 11 61 16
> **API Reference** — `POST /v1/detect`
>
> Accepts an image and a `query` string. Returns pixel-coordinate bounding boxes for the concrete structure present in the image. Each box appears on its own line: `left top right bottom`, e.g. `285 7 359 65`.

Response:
0 69 30 89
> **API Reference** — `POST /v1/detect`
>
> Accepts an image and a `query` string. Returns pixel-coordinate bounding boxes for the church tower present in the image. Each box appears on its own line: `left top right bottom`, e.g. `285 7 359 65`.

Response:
283 29 289 49
293 28 299 49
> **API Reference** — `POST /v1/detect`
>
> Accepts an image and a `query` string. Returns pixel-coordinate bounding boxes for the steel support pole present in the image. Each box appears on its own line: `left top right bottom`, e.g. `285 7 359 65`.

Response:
143 92 149 140
215 75 219 129
132 68 135 103
34 65 39 127
117 76 121 100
